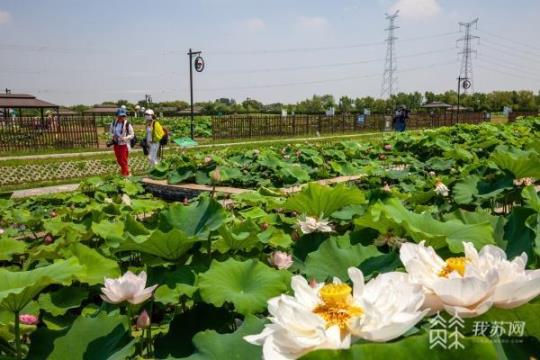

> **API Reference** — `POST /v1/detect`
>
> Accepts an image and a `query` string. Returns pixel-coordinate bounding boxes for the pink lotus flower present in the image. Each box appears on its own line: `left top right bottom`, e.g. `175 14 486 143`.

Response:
136 310 151 329
204 156 212 164
268 251 294 270
210 168 222 183
382 183 392 192
384 144 392 151
19 314 38 325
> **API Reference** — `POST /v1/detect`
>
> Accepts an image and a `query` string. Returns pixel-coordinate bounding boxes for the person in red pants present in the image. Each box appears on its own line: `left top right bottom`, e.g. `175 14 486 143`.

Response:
109 108 135 176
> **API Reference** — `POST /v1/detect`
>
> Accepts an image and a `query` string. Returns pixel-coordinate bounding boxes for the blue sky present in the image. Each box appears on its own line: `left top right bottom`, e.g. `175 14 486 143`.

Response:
1 0 539 105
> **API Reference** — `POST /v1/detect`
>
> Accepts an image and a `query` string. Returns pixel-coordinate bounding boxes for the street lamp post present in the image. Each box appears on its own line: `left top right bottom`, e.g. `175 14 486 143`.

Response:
188 49 205 140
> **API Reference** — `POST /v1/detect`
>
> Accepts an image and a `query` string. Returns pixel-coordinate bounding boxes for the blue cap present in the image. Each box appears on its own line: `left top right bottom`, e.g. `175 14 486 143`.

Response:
116 108 127 117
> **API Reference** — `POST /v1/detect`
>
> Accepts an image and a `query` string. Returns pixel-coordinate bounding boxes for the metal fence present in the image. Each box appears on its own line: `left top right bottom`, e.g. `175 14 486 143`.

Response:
508 111 539 123
0 116 99 152
211 112 489 140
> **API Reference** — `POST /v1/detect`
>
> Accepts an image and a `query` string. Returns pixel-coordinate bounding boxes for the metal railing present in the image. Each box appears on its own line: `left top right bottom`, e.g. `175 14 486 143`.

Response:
211 112 489 140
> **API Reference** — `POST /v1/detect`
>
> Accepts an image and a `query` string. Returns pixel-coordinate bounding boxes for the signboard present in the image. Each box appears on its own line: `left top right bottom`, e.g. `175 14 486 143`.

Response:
194 56 205 72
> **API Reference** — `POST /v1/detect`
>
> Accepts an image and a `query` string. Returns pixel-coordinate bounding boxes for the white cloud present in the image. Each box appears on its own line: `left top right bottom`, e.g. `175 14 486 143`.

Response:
245 17 266 31
0 10 11 24
296 16 328 30
390 0 441 19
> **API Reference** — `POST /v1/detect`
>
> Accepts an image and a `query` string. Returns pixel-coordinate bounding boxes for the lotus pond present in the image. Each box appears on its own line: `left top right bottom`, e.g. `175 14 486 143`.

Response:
0 118 539 359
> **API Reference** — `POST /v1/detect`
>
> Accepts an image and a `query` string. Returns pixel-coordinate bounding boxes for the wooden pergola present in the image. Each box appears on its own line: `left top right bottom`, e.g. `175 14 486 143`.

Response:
0 93 59 120
83 105 119 117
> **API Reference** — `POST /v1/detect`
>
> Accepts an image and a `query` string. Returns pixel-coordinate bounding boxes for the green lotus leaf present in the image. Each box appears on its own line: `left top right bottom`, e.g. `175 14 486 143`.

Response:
118 229 199 261
160 197 226 239
130 198 165 213
215 220 261 254
257 227 293 249
64 243 120 285
198 258 290 315
522 185 540 211
27 312 135 360
91 220 125 245
279 164 311 184
179 315 266 360
37 287 89 316
0 237 27 261
504 207 536 263
218 167 243 182
301 334 498 360
285 183 366 217
355 198 495 253
304 234 381 281
491 146 540 178
153 267 197 305
153 304 232 359
0 258 82 312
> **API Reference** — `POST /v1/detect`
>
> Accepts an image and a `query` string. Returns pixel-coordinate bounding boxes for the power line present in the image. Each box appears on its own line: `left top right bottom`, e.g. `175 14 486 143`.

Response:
381 10 399 99
479 44 540 66
209 47 454 74
12 60 456 95
1 48 455 77
481 38 540 58
477 64 540 83
479 39 540 62
0 32 459 57
478 29 540 54
477 55 540 78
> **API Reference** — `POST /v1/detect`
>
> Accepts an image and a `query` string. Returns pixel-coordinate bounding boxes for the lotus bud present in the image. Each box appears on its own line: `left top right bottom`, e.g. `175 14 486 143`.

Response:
210 168 222 183
308 278 318 288
0 228 4 235
50 210 57 218
382 183 392 192
268 251 294 270
183 197 189 205
295 150 302 158
19 314 38 325
291 231 300 242
384 144 392 151
121 194 132 206
379 154 387 160
136 310 151 329
428 171 436 177
204 156 212 164
260 223 269 231
44 234 54 244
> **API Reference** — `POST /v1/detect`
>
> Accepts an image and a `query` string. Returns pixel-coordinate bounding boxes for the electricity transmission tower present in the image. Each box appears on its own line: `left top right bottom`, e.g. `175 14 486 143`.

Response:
381 10 399 99
457 18 479 93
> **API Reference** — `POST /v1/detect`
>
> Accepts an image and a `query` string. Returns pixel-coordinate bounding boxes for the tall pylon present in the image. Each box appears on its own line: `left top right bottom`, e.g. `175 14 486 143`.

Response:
457 18 479 93
381 10 399 99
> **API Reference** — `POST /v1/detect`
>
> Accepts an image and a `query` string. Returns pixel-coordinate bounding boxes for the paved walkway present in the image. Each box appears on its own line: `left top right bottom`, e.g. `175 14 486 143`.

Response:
0 131 390 161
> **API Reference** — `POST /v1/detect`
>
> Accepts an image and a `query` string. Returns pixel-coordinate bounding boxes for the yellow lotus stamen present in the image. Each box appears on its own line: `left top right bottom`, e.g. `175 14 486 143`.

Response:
438 257 468 277
313 284 363 331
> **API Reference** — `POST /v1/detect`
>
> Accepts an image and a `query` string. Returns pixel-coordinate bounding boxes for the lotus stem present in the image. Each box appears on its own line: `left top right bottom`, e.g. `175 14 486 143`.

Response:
14 311 21 360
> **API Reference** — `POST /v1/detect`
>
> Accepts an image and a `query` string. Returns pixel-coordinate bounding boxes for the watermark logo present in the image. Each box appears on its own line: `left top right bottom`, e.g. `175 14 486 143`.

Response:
429 312 464 349
429 312 526 349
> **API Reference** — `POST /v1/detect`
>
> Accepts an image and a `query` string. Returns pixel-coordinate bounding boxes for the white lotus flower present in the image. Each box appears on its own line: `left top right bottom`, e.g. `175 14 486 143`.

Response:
464 245 540 309
298 216 333 235
121 194 132 206
0 228 4 235
434 181 449 197
399 241 540 318
244 268 427 360
513 177 535 187
101 271 157 305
